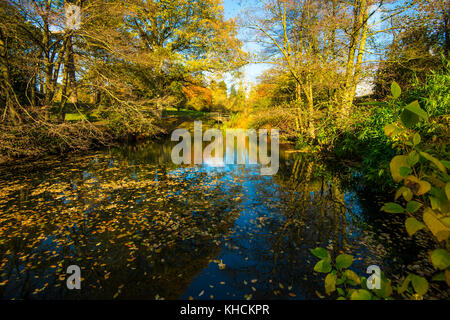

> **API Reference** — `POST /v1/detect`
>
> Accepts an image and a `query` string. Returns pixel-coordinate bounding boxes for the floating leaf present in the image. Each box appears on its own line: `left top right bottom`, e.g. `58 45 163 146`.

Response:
315 290 325 299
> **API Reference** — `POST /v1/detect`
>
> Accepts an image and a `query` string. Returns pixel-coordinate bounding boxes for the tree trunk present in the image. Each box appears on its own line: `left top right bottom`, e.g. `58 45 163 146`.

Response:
341 0 368 121
67 35 77 104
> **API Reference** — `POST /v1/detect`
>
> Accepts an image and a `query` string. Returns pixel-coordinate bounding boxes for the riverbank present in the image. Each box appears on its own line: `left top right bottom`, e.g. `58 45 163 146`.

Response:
0 111 219 166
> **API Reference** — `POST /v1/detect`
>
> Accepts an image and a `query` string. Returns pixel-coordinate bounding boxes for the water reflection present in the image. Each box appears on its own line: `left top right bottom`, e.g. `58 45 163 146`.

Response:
0 135 391 300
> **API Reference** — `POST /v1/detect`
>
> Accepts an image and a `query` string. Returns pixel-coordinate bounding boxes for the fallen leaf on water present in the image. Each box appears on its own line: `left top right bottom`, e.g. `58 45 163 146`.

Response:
315 290 325 298
218 260 226 270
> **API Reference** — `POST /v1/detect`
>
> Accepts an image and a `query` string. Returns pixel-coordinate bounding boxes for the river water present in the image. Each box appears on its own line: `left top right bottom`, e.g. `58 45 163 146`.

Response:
0 125 421 299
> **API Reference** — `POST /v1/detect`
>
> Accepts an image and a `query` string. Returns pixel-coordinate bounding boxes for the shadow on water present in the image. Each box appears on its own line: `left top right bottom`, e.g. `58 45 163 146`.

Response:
0 129 427 300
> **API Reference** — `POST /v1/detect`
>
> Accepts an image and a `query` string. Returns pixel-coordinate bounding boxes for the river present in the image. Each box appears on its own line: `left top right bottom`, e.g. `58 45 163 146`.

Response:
0 124 423 299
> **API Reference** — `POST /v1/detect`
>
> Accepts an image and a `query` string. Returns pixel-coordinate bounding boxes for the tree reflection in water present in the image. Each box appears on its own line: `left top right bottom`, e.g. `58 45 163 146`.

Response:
0 138 397 299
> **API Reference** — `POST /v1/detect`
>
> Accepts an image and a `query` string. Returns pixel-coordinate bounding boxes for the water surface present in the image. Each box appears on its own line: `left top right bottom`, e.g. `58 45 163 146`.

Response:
0 131 407 299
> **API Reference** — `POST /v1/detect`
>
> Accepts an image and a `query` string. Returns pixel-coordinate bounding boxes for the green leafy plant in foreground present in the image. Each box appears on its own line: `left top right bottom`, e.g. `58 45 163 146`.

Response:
311 81 449 300
311 247 432 300
310 247 393 300
381 81 450 292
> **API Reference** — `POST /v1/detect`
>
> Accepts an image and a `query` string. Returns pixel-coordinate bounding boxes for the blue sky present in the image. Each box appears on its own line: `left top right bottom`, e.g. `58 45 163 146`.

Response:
221 0 392 95
222 0 270 89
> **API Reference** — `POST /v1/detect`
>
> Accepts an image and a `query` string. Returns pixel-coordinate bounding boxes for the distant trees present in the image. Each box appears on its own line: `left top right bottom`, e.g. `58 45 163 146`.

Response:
0 0 244 122
245 0 443 141
0 0 245 158
374 0 450 97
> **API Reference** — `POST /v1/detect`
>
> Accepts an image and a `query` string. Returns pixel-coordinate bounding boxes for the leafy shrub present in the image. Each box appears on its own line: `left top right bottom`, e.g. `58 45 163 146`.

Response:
311 81 450 300
249 104 298 141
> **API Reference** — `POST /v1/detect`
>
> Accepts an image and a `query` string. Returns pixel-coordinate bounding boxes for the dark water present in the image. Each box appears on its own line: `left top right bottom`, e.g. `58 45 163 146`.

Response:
0 130 415 300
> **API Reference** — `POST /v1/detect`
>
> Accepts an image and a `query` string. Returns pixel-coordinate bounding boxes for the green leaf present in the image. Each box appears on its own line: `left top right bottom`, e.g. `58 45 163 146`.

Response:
406 201 422 213
413 133 421 146
410 274 429 296
417 181 431 196
429 196 440 210
399 167 412 178
391 81 401 98
431 272 445 282
430 249 450 270
404 175 432 196
404 100 428 121
423 207 450 242
336 254 353 270
325 273 337 295
390 155 409 182
381 202 404 213
442 160 450 169
395 187 413 201
372 272 393 298
398 275 411 294
419 152 447 173
343 269 360 284
445 182 450 200
400 109 419 128
405 217 425 236
442 217 450 228
407 151 419 167
350 289 372 300
384 124 396 137
310 247 330 260
314 259 332 273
